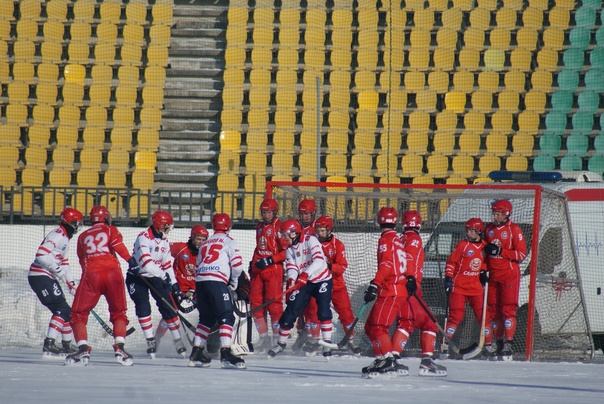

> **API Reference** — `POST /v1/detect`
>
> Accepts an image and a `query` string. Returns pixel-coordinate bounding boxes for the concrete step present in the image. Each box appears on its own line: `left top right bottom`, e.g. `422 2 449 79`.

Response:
161 118 219 132
167 56 224 71
159 140 216 154
160 130 217 141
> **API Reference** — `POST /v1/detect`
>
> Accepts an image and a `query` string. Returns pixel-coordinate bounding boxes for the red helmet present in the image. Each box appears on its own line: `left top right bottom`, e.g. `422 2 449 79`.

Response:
491 199 512 216
151 210 174 234
191 225 209 239
90 205 111 224
60 207 84 233
465 218 485 233
315 216 333 232
377 207 398 225
260 198 278 212
212 213 231 231
280 218 302 237
298 199 317 214
402 210 422 228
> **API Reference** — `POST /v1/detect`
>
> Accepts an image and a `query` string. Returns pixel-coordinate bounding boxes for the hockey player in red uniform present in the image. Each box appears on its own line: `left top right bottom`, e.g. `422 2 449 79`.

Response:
362 207 409 378
155 225 209 343
28 207 83 359
315 215 361 354
268 219 333 358
189 213 246 369
443 218 489 358
126 210 187 359
66 206 139 366
483 200 527 361
391 209 446 377
249 198 285 351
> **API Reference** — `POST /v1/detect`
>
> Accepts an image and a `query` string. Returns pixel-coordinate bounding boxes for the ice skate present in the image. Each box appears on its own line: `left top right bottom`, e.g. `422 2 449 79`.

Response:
188 346 211 367
42 338 66 359
418 356 447 377
303 338 320 356
173 338 187 357
113 343 133 366
64 344 92 366
499 340 513 361
393 353 410 376
220 347 246 369
362 357 397 379
62 340 78 355
439 342 449 360
291 330 307 353
347 339 362 355
268 342 286 358
255 336 272 352
146 337 157 359
482 343 498 361
322 340 332 360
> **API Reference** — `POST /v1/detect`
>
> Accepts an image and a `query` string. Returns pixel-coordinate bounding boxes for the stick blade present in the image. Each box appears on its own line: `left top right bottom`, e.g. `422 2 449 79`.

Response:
317 340 339 350
126 327 136 336
460 343 481 360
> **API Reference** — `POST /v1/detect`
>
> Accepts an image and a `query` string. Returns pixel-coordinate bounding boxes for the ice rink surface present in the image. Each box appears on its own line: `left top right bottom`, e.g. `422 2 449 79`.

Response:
1 348 602 403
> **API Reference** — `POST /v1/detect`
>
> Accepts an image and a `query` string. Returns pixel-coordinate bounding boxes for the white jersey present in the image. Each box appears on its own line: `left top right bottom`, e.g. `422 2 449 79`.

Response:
285 233 331 284
133 228 175 281
195 231 243 286
28 226 75 283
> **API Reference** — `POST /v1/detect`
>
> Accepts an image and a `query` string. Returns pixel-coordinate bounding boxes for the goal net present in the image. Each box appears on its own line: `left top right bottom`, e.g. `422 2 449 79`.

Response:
268 180 594 361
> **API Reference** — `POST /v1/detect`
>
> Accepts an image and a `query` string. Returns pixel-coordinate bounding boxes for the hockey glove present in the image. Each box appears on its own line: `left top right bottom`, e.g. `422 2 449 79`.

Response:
406 276 418 296
127 257 140 275
236 272 251 301
163 273 172 290
184 290 195 300
255 256 274 270
294 272 309 290
484 243 502 256
54 266 66 280
479 270 489 287
363 282 378 303
444 276 453 294
68 281 77 296
171 282 183 298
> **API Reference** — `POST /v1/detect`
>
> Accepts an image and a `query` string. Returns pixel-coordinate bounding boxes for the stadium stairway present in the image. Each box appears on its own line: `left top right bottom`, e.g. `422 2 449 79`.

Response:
156 0 227 192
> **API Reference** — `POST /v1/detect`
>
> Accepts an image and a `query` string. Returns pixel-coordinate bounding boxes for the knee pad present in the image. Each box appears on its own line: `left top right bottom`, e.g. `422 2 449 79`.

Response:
49 300 71 322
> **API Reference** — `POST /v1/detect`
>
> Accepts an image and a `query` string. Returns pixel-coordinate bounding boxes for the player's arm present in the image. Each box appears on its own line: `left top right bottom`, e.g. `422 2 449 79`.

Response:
503 225 527 262
445 242 463 278
109 227 133 262
330 239 348 277
135 237 164 277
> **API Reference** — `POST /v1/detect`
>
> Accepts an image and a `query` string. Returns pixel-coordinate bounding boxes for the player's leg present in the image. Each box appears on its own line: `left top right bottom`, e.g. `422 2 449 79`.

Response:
70 271 103 357
268 287 313 357
499 271 521 360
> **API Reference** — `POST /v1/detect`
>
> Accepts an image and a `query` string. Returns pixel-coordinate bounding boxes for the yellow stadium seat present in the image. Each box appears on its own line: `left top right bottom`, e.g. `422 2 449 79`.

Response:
70 21 92 43
453 71 475 93
433 132 456 155
121 44 143 66
52 147 75 169
509 48 532 72
31 105 55 126
490 28 512 51
516 28 538 50
441 7 463 29
522 7 544 29
21 168 45 187
531 70 553 93
0 167 16 188
548 7 570 29
40 41 63 64
25 148 48 169
511 134 534 156
464 111 486 134
505 155 528 171
64 64 86 84
77 168 100 188
458 132 481 155
100 2 121 24
115 85 138 108
484 49 506 71
55 126 78 146
478 155 501 177
458 49 480 71
6 104 29 125
89 85 112 107
542 28 564 51
0 146 20 166
433 48 455 71
426 154 449 177
517 111 540 135
497 90 519 113
85 105 109 128
42 20 64 41
79 149 102 167
134 151 156 171
451 155 475 178
48 169 72 187
107 150 131 170
16 19 38 41
144 66 166 87
400 154 424 177
12 62 35 84
73 0 95 22
61 82 85 106
91 65 114 86
445 92 466 113
495 7 517 29
0 125 22 147
125 3 148 25
131 170 154 191
147 45 169 67
113 107 135 129
524 90 546 114
406 133 429 154
503 70 526 92
485 133 508 156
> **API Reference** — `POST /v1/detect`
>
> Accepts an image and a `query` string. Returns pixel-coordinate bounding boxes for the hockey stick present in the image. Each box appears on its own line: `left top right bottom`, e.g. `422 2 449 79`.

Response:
66 282 136 338
137 275 197 333
318 302 370 350
249 284 298 315
168 292 195 346
440 291 450 357
411 293 461 355
459 281 489 360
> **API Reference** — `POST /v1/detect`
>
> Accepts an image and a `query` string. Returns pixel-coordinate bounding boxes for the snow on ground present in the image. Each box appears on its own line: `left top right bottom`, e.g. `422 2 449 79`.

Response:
1 348 602 403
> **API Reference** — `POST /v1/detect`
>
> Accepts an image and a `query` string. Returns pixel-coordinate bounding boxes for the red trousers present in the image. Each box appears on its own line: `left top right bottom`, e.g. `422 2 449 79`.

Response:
71 267 128 341
486 269 520 343
249 266 284 335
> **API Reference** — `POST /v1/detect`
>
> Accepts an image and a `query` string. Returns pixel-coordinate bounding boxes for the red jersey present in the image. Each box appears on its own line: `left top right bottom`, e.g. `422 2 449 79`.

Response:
445 239 486 296
400 229 424 282
170 241 198 293
300 220 316 238
373 229 408 297
251 218 286 274
319 236 348 291
484 220 527 274
77 223 132 272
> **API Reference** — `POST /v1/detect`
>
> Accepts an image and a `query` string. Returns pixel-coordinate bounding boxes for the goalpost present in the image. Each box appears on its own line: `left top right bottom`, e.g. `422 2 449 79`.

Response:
267 180 594 362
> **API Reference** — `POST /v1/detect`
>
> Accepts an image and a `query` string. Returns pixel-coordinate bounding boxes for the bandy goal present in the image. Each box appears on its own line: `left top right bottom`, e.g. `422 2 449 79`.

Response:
267 180 594 361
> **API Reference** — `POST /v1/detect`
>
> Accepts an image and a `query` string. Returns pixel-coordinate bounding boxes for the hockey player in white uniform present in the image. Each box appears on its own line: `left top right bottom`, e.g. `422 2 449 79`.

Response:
28 207 83 358
268 219 334 358
126 210 186 358
188 213 246 369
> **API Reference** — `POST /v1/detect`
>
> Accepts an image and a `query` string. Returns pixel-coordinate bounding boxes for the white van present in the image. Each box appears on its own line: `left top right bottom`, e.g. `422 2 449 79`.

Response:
422 171 604 358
